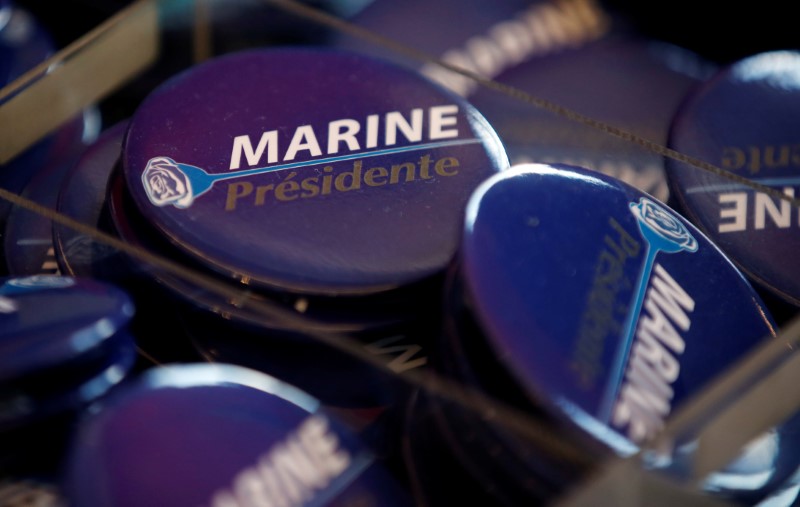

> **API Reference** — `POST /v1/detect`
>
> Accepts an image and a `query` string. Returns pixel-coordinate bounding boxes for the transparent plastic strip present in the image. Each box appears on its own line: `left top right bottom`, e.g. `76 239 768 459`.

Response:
0 0 158 164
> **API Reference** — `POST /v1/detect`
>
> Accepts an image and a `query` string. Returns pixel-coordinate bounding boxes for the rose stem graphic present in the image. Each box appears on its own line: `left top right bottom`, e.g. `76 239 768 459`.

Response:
144 139 482 208
597 200 698 423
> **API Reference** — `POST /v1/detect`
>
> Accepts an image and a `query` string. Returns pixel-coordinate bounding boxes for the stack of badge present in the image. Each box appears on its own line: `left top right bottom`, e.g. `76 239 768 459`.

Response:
104 47 507 407
54 121 129 283
666 50 800 323
0 275 137 473
17 121 197 366
0 0 100 272
334 0 714 203
407 163 798 504
62 363 412 506
2 159 70 276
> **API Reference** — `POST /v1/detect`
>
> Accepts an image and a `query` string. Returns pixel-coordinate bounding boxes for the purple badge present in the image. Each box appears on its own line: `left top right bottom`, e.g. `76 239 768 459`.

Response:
468 38 713 202
63 363 411 507
123 48 507 295
334 0 611 95
667 50 800 312
449 163 794 502
0 275 136 435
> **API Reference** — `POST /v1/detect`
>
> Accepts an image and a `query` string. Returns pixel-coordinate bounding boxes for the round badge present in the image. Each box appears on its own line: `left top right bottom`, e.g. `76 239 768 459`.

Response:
334 0 610 96
667 50 800 309
452 163 795 501
0 275 135 384
461 164 776 446
123 48 507 296
63 363 410 507
468 37 714 202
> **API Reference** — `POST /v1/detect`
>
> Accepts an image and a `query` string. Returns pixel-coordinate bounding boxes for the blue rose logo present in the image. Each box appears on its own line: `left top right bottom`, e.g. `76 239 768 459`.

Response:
630 197 698 253
142 157 193 208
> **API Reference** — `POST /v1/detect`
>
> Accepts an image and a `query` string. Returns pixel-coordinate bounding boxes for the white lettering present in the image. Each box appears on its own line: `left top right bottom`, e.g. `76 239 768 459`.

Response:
229 106 461 169
365 114 379 149
420 0 610 95
719 188 798 232
431 49 478 96
644 264 694 339
719 192 748 233
284 126 322 161
488 20 533 67
364 335 428 373
429 105 459 140
230 131 279 170
464 35 505 77
327 119 361 154
385 109 423 146
300 416 350 476
210 416 352 507
612 264 694 443
755 186 793 230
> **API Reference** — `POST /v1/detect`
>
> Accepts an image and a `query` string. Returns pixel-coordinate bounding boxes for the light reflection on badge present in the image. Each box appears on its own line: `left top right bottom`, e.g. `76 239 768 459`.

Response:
0 296 17 313
6 275 76 289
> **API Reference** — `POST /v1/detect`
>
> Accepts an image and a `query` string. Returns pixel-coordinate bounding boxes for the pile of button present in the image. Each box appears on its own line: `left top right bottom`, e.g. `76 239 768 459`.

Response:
2 1 799 505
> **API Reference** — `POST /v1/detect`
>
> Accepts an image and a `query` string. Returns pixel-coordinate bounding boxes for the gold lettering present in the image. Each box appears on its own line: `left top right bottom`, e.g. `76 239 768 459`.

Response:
721 144 800 173
435 157 459 176
221 155 462 210
364 166 387 187
225 182 253 211
334 161 362 192
419 154 433 179
255 183 274 205
321 166 334 195
301 176 320 198
721 146 745 170
275 172 300 201
390 162 416 184
764 145 790 168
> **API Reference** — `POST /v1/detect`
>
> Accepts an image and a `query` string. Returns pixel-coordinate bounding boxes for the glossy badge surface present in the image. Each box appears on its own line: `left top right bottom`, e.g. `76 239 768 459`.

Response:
460 164 778 450
335 0 712 202
0 275 135 433
55 121 128 280
334 0 610 95
467 37 712 202
453 163 800 502
667 50 800 309
63 363 410 507
124 48 507 296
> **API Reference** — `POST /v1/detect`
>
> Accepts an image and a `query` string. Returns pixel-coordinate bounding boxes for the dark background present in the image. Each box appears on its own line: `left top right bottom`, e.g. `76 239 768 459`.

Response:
601 0 797 65
9 0 798 124
13 0 799 65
